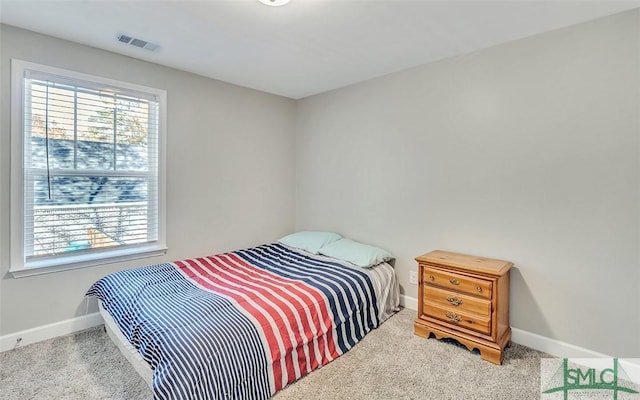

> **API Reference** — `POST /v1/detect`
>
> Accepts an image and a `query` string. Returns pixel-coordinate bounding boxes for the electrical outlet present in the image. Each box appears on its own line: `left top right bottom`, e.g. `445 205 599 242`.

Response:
409 271 418 285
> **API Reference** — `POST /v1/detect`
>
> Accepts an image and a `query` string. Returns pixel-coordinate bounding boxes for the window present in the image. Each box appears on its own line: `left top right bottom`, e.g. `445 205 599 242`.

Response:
10 60 167 277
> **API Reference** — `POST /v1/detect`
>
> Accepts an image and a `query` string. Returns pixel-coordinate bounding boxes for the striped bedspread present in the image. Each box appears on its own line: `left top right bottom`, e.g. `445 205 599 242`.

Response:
87 243 398 400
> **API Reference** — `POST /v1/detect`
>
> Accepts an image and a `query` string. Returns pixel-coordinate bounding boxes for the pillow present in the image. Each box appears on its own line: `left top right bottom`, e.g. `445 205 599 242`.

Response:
318 238 393 268
277 231 342 254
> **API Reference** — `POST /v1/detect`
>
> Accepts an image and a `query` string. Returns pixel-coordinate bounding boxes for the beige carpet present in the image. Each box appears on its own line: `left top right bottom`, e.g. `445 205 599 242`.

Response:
0 309 546 399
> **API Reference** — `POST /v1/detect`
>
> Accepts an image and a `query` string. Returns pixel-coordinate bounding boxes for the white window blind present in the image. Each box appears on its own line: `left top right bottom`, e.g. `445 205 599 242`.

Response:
11 60 167 276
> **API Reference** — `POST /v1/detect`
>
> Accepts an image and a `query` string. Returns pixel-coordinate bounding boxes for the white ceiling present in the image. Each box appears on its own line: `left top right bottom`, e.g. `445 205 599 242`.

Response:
1 0 639 99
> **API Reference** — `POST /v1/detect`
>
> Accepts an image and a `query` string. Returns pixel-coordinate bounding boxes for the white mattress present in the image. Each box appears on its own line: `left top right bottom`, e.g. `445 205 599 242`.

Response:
99 302 153 388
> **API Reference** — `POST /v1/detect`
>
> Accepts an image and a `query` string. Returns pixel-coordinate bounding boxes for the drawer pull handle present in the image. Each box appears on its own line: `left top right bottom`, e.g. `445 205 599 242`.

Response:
476 286 483 293
429 275 435 281
449 279 460 285
446 312 461 323
447 296 462 306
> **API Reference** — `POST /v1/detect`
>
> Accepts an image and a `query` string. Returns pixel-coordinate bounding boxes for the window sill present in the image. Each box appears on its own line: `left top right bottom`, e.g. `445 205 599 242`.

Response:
9 245 168 278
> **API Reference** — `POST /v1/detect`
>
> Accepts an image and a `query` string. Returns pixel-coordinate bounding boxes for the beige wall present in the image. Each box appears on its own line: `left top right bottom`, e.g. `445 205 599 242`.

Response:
0 25 296 335
295 10 640 356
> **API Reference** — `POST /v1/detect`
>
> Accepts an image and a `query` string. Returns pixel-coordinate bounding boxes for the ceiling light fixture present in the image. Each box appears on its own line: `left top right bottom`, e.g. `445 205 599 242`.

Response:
258 0 291 6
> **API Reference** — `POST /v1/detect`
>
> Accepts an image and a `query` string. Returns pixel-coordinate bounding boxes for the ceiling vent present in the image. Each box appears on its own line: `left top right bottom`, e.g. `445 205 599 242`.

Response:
117 34 159 52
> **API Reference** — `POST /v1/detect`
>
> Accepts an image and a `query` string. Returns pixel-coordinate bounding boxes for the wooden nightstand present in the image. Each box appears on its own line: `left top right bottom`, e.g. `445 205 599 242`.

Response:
414 250 513 365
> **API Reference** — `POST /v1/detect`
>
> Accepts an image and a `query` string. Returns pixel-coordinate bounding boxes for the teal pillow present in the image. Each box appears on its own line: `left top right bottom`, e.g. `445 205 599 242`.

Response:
278 231 342 254
318 238 393 268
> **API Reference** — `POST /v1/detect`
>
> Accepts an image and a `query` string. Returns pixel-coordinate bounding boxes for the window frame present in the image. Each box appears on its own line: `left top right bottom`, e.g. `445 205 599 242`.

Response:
10 59 167 278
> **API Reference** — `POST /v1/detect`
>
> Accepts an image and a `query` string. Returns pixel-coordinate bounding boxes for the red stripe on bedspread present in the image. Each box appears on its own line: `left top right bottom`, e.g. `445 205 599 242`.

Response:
224 253 339 370
174 253 339 392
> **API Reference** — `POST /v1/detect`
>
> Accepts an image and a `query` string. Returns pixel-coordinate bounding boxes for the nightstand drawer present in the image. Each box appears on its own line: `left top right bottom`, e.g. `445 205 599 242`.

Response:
423 285 491 317
423 267 492 299
423 301 491 335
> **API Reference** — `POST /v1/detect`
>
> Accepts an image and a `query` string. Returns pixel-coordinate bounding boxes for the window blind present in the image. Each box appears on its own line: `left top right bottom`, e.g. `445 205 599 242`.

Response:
22 68 161 263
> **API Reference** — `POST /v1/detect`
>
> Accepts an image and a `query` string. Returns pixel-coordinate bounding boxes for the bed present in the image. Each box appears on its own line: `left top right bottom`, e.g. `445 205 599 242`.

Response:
87 240 399 400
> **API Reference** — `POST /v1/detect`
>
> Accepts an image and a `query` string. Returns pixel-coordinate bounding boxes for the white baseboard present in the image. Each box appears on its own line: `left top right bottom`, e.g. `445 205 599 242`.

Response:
511 327 610 358
0 312 103 353
400 294 418 311
2 300 635 366
402 294 626 360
